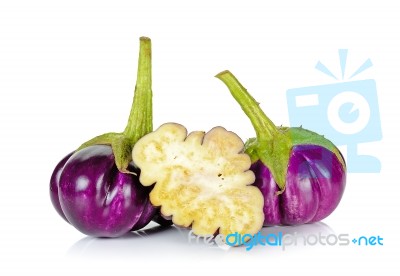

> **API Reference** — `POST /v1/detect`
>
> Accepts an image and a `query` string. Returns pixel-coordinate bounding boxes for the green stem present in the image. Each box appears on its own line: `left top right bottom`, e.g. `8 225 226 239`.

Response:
216 70 291 190
77 37 153 174
123 37 153 143
215 70 278 141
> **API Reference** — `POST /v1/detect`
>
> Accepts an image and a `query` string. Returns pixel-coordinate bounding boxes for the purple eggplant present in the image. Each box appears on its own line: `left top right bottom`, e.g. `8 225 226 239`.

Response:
50 146 157 237
50 37 171 237
216 71 346 226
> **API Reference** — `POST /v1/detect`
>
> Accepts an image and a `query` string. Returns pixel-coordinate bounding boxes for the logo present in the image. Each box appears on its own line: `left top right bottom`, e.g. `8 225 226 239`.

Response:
286 49 382 173
187 230 230 250
188 230 383 251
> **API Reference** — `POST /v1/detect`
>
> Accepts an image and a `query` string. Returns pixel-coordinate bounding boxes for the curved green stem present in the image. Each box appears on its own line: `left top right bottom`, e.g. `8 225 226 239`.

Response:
215 70 278 141
216 70 291 190
123 37 152 144
77 37 153 173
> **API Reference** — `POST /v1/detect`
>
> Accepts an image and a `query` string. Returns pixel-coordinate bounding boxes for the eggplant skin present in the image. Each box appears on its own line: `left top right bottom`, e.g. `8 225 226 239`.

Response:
50 152 73 222
50 145 157 237
252 145 346 226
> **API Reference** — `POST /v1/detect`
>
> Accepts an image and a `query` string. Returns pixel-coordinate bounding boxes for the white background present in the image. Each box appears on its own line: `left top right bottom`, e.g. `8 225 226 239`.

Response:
1 0 399 274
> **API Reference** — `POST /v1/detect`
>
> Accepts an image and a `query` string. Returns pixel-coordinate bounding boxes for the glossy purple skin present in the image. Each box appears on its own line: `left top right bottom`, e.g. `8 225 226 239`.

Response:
252 145 346 226
50 145 158 237
50 152 73 222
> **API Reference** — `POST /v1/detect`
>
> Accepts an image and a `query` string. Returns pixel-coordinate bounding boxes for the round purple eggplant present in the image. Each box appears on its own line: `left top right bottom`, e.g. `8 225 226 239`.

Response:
50 146 158 237
216 71 346 226
50 37 171 237
251 145 345 225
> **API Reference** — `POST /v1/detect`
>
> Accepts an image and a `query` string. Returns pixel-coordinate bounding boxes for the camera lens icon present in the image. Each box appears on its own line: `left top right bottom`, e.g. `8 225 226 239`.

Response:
327 91 370 135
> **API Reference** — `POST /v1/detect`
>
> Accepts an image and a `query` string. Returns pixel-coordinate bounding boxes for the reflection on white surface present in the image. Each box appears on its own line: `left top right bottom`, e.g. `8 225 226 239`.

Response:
67 222 334 260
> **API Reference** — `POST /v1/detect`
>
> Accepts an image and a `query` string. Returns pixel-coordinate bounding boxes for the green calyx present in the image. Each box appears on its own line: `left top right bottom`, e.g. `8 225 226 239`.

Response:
216 70 345 191
77 37 153 174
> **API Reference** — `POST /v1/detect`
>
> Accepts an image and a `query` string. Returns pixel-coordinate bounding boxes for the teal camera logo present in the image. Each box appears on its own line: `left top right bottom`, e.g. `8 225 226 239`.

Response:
287 49 382 173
